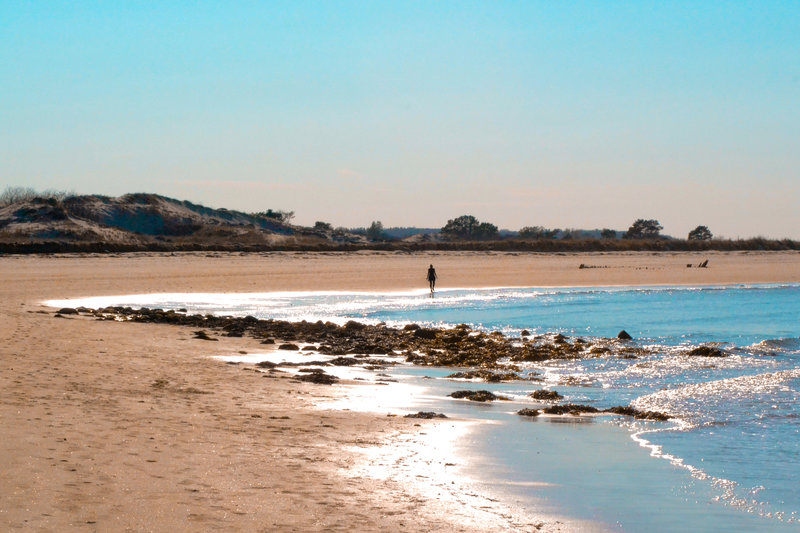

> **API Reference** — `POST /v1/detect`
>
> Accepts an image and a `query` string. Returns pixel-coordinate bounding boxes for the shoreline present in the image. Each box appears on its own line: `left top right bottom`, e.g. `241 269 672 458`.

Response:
3 251 799 531
43 280 800 316
4 250 800 297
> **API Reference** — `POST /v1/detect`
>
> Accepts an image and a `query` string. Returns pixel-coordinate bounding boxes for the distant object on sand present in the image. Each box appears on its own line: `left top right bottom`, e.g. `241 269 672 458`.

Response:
686 259 709 268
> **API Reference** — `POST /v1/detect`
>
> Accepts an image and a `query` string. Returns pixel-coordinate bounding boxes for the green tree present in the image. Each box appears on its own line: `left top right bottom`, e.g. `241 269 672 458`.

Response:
253 209 294 223
600 228 617 239
441 215 499 240
519 226 558 239
688 225 713 241
624 219 663 239
561 228 581 240
366 220 385 241
313 221 333 231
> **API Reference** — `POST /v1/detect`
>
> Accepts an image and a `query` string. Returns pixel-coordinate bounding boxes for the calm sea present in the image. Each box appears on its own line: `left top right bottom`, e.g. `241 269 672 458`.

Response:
58 284 800 531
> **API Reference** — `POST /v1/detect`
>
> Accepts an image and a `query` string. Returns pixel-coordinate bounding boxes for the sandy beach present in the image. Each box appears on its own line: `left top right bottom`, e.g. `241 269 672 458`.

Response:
2 250 798 532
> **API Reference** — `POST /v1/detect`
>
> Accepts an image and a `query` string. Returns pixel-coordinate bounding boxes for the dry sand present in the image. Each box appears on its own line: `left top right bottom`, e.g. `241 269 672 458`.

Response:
2 250 798 532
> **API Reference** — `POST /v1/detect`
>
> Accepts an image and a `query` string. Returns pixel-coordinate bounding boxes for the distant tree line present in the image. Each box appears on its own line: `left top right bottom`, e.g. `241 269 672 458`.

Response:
343 215 718 243
0 186 75 206
434 215 715 242
251 209 294 224
0 186 733 245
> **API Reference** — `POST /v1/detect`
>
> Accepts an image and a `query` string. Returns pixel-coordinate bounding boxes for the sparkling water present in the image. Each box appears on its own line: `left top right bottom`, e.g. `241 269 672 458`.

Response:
56 284 800 531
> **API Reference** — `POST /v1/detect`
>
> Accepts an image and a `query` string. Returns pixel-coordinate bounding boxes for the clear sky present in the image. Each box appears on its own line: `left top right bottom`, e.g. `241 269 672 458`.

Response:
2 1 798 238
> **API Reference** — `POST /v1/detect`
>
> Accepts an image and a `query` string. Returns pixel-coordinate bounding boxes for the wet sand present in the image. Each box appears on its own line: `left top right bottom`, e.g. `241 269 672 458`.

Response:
2 250 798 531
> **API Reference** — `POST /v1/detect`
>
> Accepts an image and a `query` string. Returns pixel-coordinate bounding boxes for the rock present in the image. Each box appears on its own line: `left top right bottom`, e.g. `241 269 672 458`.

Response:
517 408 540 417
255 361 276 368
261 338 275 344
83 306 678 373
529 389 563 401
521 330 531 336
543 404 599 415
448 390 508 402
278 343 300 350
193 330 217 341
635 411 671 421
295 370 338 385
446 370 520 382
404 411 448 419
604 406 670 421
413 328 438 339
327 356 360 366
57 307 79 315
686 345 726 357
617 330 633 340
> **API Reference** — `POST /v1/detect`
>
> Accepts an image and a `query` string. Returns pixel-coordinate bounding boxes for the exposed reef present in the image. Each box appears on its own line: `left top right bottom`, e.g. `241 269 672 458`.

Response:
58 306 673 421
67 306 666 369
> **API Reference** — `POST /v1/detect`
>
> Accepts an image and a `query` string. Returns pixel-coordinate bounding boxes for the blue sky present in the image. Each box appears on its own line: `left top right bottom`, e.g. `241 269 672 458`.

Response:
2 1 798 237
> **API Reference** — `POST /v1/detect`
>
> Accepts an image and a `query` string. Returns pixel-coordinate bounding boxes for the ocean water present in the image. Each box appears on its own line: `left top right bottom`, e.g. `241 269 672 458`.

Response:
55 284 800 531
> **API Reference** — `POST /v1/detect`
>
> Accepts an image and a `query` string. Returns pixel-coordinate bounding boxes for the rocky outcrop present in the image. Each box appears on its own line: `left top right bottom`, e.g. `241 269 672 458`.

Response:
542 404 599 415
604 406 671 421
278 343 300 350
68 306 672 370
193 330 217 341
449 390 509 402
685 345 727 357
294 369 338 385
529 389 563 401
524 403 670 420
404 412 448 419
446 370 523 382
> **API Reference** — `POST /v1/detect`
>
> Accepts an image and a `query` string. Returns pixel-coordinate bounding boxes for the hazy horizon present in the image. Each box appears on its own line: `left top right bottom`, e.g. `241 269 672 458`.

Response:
2 2 798 239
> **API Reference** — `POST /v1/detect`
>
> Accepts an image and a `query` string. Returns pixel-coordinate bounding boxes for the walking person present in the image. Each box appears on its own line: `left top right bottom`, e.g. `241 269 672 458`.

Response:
426 264 437 293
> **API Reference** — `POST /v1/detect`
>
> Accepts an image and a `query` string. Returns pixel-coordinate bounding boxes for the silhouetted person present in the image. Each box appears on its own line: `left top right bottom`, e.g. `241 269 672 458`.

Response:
427 264 437 292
